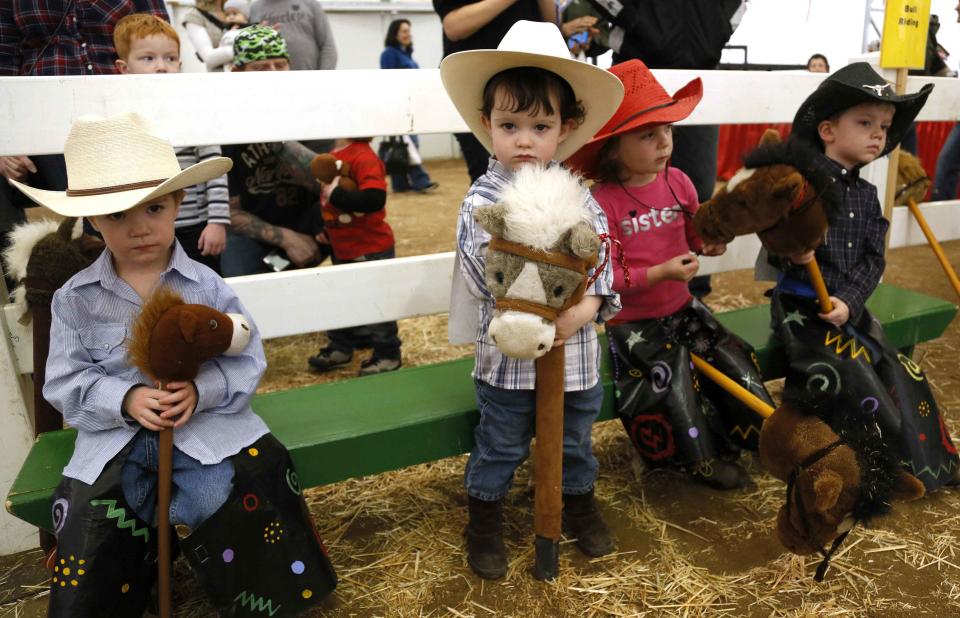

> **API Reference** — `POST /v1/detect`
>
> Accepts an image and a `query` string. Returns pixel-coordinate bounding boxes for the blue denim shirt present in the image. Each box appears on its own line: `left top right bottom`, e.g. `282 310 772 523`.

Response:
44 242 269 484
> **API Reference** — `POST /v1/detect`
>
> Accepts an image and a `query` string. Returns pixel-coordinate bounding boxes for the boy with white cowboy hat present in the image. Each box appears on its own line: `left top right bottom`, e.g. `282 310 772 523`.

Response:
441 20 624 579
10 112 336 616
767 62 960 492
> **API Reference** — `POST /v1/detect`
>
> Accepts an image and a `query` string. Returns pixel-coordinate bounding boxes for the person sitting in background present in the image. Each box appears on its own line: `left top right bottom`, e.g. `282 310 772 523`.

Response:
249 0 337 71
806 53 829 73
114 14 231 273
380 19 439 193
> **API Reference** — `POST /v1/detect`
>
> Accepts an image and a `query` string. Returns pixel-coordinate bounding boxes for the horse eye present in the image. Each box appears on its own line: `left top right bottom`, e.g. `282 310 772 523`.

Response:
208 319 218 330
495 271 504 284
553 286 564 297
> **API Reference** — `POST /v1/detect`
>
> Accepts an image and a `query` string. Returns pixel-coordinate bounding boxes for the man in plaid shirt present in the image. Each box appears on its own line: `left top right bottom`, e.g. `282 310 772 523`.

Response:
770 62 959 492
0 1 169 206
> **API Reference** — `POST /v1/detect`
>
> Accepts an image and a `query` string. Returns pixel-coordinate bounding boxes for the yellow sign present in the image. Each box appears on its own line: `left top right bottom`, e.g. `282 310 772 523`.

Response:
880 0 931 69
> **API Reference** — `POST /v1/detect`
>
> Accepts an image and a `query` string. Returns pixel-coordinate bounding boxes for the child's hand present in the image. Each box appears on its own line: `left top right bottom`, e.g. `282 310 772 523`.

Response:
658 254 700 282
700 242 727 257
158 381 198 428
553 295 603 346
818 297 850 328
320 175 340 203
790 250 816 264
123 385 174 432
198 222 227 256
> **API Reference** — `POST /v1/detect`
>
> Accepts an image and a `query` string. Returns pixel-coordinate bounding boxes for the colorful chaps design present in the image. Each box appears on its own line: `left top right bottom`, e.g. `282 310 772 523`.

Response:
772 292 959 491
49 433 337 617
608 299 772 467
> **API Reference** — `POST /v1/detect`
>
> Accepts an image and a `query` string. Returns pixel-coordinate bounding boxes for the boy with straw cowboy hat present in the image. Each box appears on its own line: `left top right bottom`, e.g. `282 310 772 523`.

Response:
10 112 335 616
442 20 624 579
769 62 959 491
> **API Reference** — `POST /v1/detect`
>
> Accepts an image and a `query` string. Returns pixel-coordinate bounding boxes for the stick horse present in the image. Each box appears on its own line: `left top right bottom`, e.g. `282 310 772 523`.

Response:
127 287 251 618
694 131 932 581
473 164 602 580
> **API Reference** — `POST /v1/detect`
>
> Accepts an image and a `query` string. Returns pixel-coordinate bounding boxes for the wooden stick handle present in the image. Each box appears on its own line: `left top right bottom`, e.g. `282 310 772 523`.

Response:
690 354 774 419
157 405 174 618
534 344 565 541
805 259 833 314
906 198 960 301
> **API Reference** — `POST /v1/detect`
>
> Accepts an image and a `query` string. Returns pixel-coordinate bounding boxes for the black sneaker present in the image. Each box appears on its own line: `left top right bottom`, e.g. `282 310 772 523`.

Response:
308 347 353 372
359 356 401 376
415 182 439 194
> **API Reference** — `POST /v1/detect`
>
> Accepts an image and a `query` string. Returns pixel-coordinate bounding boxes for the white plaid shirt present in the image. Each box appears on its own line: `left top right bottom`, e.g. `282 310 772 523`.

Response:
456 158 620 391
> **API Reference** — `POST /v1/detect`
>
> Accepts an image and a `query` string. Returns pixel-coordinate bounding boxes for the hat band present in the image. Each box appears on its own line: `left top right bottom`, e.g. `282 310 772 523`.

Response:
610 100 678 133
66 178 166 197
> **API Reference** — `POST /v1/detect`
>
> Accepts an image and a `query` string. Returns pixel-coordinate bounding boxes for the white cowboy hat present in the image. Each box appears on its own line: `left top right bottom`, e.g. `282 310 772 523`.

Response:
9 112 232 217
440 20 624 162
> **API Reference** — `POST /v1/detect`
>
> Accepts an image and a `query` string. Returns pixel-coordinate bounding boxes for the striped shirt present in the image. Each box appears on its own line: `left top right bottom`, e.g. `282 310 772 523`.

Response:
456 158 621 391
175 146 231 229
44 243 269 484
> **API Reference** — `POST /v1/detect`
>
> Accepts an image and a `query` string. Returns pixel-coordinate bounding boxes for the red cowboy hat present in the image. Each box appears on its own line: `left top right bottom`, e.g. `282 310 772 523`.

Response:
566 59 703 179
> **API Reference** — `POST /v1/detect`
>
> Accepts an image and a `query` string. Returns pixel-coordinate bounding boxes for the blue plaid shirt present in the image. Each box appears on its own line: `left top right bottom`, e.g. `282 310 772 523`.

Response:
44 243 269 484
456 158 621 391
778 154 889 318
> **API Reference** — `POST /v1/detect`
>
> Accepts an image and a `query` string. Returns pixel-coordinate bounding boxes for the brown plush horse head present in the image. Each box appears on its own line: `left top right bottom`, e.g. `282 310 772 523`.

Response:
759 399 925 579
694 129 841 257
895 150 930 205
129 287 252 382
473 165 599 360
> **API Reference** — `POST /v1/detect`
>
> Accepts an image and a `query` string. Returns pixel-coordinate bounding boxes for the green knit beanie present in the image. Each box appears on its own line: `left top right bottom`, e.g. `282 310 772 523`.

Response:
233 25 290 67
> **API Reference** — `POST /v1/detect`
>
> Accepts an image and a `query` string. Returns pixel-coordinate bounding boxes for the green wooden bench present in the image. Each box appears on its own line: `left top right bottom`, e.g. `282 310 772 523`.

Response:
6 283 956 531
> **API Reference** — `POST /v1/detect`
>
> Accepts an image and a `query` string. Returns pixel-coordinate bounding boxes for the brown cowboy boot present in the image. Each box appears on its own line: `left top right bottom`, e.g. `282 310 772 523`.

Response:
562 489 614 557
465 496 507 579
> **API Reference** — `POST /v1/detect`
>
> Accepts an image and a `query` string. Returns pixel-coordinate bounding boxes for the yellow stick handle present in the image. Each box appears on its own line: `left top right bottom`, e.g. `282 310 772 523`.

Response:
805 259 833 314
906 198 960 301
690 354 774 419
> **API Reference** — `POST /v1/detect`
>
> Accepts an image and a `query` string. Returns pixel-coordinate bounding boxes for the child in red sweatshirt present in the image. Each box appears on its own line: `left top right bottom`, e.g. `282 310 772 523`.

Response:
568 60 773 489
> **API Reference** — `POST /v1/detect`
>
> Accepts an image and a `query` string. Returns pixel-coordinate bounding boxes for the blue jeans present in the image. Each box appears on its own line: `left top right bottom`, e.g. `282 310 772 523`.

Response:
933 123 960 201
389 135 434 192
465 380 603 501
220 231 273 276
326 247 401 358
121 430 235 530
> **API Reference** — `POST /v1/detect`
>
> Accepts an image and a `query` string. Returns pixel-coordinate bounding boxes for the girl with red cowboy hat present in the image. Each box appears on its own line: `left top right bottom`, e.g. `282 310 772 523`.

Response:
567 60 774 490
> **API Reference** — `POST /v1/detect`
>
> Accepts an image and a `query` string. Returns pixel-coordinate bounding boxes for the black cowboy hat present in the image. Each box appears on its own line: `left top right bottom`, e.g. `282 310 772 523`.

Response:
791 62 933 157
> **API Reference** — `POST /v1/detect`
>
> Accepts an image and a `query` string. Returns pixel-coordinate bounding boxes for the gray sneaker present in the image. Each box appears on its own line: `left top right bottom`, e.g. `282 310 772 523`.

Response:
358 356 401 376
308 347 353 372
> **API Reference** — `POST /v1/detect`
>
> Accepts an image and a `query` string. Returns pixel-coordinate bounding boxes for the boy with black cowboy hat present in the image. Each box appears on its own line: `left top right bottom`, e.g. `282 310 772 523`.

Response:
442 20 624 579
769 62 959 491
10 112 336 616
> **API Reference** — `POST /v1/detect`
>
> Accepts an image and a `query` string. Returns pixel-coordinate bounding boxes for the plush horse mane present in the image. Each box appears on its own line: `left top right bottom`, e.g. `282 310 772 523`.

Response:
129 286 185 378
497 164 590 250
743 137 843 221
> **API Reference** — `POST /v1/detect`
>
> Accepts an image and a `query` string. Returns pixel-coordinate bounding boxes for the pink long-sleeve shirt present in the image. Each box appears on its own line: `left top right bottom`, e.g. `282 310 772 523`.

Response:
594 168 703 321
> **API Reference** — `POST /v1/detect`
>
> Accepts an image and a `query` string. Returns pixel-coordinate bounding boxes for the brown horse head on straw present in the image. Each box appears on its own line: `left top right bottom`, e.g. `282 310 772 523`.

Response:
129 286 251 382
474 165 600 360
694 130 842 257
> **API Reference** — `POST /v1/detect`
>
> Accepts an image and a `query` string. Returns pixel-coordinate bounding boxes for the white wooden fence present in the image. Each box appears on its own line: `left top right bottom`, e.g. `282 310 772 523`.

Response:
2 60 959 554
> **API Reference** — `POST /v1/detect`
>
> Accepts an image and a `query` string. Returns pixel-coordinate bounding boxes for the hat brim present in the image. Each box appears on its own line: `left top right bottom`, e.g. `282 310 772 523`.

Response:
9 157 232 217
440 50 624 161
791 82 933 157
565 78 703 179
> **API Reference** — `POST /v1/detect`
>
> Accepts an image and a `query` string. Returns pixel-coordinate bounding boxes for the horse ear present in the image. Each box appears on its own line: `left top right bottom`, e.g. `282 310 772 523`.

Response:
178 309 198 344
562 222 600 260
810 469 843 513
890 470 926 501
759 128 782 146
474 203 508 237
771 169 804 203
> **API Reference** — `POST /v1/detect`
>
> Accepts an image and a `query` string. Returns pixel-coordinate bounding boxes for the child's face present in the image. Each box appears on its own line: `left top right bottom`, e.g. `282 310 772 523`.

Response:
818 102 895 168
224 9 248 25
88 194 180 272
116 34 181 74
481 88 573 170
616 124 673 182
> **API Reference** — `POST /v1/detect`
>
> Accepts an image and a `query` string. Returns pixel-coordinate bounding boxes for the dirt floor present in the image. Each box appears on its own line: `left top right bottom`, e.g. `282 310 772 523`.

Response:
3 158 960 617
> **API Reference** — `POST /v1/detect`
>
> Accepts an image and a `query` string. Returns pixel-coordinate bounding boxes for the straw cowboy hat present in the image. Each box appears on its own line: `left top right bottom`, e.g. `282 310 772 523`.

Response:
439 20 624 162
791 61 933 157
9 112 232 217
565 59 703 178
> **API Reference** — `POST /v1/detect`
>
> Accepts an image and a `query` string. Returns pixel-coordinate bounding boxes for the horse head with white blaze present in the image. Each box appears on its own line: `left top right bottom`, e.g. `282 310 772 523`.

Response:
474 165 600 360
